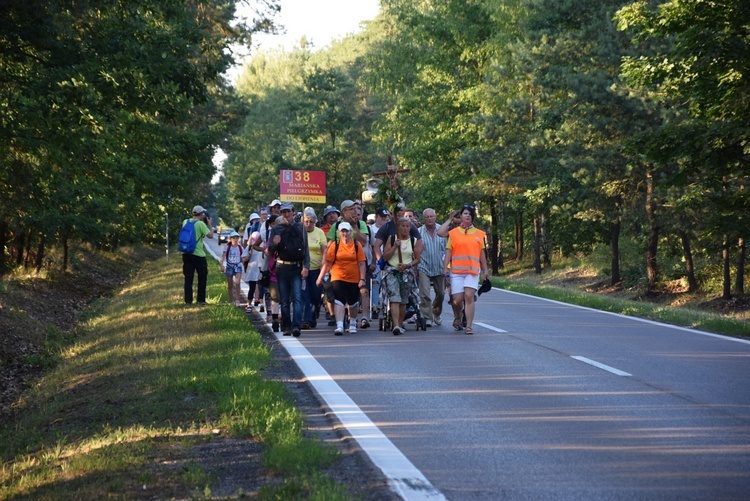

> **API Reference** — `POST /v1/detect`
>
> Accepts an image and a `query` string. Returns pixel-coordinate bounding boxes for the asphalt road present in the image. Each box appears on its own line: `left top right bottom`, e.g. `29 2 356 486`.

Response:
205 238 750 499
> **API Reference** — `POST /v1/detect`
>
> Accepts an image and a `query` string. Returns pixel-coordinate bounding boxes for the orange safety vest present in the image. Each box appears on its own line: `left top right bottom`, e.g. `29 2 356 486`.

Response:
448 227 485 275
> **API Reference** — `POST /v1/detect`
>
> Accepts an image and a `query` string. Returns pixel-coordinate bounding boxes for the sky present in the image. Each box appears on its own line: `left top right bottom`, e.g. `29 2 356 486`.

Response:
214 0 381 179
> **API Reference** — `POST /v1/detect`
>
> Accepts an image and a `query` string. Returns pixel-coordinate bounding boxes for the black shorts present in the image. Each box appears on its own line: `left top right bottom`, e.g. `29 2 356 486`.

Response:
331 281 360 306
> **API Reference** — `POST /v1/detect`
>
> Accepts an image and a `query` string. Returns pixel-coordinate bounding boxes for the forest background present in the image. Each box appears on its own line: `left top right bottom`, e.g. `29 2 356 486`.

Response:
2 0 748 301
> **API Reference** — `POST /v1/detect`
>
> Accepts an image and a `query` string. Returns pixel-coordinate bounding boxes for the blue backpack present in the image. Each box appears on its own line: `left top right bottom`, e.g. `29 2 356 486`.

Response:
178 220 198 253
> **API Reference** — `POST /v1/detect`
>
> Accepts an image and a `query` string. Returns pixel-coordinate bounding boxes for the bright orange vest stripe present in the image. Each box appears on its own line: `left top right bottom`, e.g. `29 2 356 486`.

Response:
449 228 485 275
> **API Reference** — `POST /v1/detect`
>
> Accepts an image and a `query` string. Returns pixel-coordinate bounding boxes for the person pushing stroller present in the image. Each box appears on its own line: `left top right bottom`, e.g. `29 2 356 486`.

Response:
381 217 423 335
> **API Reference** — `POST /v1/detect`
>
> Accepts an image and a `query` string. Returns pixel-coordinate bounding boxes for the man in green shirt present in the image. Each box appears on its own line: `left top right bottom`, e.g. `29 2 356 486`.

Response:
182 205 214 305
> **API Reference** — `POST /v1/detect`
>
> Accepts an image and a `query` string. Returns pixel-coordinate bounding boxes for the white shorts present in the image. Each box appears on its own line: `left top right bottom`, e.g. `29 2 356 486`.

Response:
450 273 479 292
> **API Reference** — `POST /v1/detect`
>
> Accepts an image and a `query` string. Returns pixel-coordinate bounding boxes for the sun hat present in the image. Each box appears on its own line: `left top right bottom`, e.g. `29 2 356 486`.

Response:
323 206 340 217
477 277 492 296
338 222 353 232
249 213 260 221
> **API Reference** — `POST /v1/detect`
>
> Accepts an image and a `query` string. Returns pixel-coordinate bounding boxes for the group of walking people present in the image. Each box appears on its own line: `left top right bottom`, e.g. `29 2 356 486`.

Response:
182 198 490 336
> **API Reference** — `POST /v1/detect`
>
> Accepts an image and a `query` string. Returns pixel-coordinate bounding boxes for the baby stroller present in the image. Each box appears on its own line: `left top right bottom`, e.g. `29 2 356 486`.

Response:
378 266 427 332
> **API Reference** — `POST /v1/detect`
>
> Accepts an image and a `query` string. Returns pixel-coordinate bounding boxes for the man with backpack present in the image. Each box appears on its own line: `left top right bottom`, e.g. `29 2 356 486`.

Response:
179 205 214 306
267 202 309 337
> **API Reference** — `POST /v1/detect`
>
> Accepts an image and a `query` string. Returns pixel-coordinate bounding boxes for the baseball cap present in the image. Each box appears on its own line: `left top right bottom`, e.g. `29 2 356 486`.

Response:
340 200 355 210
323 206 340 217
338 222 353 232
270 199 282 207
375 208 389 217
249 213 260 221
280 202 294 211
367 214 375 223
229 231 240 238
192 205 206 214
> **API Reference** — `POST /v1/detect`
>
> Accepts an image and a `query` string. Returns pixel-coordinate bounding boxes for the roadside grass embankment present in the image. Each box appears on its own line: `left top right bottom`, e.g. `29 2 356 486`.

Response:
0 255 349 499
492 261 749 339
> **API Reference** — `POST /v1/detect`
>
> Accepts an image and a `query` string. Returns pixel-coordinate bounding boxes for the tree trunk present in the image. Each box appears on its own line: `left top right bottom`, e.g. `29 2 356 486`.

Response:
15 228 25 267
34 233 45 272
63 233 70 271
735 237 745 295
645 167 659 292
541 214 551 267
514 211 523 260
722 234 731 300
489 203 499 273
610 219 621 285
678 229 698 292
533 216 542 274
23 228 33 268
0 221 8 275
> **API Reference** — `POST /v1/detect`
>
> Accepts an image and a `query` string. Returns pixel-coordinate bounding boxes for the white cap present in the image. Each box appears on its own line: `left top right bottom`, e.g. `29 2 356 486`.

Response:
270 199 282 207
192 205 206 214
338 222 353 232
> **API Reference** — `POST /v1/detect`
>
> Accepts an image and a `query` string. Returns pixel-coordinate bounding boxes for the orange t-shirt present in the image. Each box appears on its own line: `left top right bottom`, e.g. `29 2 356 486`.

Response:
326 240 365 283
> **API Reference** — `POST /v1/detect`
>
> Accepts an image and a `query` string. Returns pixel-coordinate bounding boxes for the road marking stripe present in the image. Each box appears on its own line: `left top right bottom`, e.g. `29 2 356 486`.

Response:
571 356 632 376
475 322 507 333
498 288 750 345
276 333 446 501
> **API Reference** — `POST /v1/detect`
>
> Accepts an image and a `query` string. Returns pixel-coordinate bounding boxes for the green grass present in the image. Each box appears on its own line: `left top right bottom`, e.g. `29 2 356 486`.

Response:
491 274 750 338
0 255 344 499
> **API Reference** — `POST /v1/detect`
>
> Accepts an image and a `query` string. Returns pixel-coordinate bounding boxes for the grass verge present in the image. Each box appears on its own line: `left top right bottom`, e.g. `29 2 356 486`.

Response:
492 274 750 339
0 254 345 499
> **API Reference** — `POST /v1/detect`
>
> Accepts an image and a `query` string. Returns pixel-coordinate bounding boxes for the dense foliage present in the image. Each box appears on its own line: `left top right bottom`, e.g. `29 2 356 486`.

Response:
0 0 278 271
221 0 747 297
4 0 746 298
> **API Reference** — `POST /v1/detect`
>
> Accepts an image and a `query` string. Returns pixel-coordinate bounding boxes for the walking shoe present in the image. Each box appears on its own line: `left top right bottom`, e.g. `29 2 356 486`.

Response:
425 319 432 327
283 330 292 336
292 328 301 337
392 326 402 336
334 327 344 336
434 315 442 325
301 321 311 330
272 320 279 332
311 320 317 328
349 324 357 334
328 319 336 326
360 318 370 329
371 309 379 320
259 305 265 312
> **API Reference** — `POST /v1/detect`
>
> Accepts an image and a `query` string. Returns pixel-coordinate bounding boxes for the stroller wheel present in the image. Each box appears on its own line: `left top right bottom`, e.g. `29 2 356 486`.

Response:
378 318 384 331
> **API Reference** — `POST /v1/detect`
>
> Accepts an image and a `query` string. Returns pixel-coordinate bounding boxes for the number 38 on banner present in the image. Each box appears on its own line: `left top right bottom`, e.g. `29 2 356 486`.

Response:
279 170 326 204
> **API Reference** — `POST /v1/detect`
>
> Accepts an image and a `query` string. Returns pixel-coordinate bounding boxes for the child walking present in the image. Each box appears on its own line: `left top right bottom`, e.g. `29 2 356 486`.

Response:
220 231 244 306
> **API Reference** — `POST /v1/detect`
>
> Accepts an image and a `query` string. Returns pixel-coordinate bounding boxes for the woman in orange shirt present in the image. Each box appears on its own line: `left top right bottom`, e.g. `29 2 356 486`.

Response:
442 205 489 335
317 222 367 335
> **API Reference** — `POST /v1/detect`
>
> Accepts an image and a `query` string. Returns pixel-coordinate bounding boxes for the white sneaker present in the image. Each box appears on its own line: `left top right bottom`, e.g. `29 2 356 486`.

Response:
349 324 357 334
434 315 442 325
425 319 432 327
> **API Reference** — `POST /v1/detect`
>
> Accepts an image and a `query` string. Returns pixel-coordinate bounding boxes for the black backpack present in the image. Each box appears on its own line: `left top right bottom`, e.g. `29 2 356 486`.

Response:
277 223 306 261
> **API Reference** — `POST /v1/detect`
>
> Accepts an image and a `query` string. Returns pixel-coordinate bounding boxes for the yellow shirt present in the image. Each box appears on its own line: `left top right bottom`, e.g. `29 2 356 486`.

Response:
306 227 327 270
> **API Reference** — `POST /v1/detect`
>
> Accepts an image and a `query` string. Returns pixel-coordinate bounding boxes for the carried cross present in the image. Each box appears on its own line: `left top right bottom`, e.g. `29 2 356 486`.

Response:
373 155 410 191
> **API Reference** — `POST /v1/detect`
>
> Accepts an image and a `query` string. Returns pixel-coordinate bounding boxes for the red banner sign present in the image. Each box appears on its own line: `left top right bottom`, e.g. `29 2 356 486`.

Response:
279 170 326 203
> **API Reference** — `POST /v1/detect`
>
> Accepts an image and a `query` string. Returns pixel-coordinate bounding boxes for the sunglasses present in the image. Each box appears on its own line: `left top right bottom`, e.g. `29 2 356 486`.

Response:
340 229 351 233
463 204 475 210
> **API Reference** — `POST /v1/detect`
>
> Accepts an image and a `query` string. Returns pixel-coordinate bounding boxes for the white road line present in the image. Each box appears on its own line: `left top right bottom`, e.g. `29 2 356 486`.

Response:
499 288 750 345
474 322 507 333
571 356 632 376
276 334 446 501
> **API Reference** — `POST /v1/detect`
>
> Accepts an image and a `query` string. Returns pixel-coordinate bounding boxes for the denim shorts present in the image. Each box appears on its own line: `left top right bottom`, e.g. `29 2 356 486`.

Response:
224 262 243 277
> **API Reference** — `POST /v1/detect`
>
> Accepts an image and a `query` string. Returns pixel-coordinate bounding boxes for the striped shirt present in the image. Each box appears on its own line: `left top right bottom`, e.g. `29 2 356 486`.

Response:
418 225 447 277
